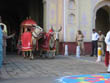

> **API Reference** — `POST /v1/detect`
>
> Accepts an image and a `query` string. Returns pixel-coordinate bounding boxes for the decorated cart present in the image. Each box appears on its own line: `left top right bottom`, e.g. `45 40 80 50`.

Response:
20 17 37 59
19 17 56 59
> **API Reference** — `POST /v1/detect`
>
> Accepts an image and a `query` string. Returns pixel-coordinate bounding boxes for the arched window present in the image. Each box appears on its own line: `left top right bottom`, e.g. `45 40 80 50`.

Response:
68 0 75 9
68 14 75 24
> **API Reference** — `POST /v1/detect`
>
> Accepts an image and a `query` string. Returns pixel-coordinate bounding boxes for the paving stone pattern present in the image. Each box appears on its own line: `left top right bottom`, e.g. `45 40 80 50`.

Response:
1 55 106 80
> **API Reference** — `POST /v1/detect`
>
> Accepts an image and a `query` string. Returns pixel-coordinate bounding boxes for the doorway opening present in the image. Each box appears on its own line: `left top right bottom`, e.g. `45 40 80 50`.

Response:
95 6 110 35
0 0 43 53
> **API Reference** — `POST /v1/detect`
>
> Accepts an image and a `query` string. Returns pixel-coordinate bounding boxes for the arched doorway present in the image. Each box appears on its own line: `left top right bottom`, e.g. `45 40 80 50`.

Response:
0 0 43 53
95 6 109 35
93 1 110 36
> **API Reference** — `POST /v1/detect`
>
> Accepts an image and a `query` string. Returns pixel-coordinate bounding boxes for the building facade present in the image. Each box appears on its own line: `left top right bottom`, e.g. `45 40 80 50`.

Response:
0 0 109 54
42 0 110 55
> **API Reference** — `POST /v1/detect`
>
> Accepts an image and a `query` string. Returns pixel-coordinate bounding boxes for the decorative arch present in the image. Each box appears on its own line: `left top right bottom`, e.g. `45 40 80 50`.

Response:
68 13 75 24
68 0 76 9
92 1 110 28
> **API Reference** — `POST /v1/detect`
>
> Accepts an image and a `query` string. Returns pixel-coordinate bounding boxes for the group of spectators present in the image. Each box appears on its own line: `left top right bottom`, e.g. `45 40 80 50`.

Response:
0 17 110 75
76 29 105 56
76 28 110 73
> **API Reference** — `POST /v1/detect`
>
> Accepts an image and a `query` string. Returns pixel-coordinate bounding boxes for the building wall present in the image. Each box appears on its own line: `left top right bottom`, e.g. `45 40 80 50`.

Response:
78 0 92 42
44 0 110 42
43 0 110 55
64 0 79 42
43 0 64 40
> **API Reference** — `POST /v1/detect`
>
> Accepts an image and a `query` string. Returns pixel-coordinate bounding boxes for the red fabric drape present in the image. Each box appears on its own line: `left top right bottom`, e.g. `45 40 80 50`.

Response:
40 29 55 50
105 51 109 67
21 32 32 51
36 40 38 51
40 33 50 50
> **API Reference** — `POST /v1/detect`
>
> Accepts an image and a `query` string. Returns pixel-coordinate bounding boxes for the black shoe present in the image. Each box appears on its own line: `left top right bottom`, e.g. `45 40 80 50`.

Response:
90 55 93 57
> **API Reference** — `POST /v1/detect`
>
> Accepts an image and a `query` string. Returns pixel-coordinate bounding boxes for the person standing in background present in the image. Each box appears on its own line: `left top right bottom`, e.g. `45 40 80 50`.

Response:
76 30 85 55
0 16 7 65
0 16 15 64
2 27 15 64
98 31 105 56
90 29 99 57
54 26 62 55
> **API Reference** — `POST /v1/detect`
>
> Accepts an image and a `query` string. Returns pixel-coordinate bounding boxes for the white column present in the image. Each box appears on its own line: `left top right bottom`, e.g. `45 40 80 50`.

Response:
43 0 49 32
64 0 69 55
64 45 68 56
77 0 80 29
64 0 66 42
43 0 47 31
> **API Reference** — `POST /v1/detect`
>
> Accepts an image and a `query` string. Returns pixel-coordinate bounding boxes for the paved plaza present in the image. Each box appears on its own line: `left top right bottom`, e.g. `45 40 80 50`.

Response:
0 54 107 83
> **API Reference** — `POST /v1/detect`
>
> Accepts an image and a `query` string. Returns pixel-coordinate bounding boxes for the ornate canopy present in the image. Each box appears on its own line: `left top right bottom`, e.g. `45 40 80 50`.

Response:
21 18 37 27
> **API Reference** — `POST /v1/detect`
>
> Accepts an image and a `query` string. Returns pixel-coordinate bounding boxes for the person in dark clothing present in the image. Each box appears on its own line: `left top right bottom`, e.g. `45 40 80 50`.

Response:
90 29 99 57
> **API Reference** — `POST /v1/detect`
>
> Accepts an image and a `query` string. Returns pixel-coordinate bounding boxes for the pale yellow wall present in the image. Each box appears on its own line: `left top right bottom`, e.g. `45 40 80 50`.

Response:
45 0 57 32
65 0 78 42
78 0 92 42
65 0 107 42
44 0 110 42
57 0 64 41
43 0 47 32
43 0 64 41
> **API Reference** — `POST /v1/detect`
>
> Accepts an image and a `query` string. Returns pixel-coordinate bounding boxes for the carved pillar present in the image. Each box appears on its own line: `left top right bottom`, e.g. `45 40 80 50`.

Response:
43 0 47 31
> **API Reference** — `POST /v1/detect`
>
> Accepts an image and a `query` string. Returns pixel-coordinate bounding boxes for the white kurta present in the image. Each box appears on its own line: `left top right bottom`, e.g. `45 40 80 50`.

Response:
105 31 110 51
92 32 99 41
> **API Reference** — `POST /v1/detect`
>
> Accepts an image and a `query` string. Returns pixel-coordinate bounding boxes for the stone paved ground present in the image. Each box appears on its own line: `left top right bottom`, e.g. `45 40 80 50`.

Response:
0 54 107 83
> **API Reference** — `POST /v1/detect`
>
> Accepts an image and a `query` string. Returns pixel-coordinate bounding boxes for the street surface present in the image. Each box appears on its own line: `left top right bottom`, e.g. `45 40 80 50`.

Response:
0 54 107 83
